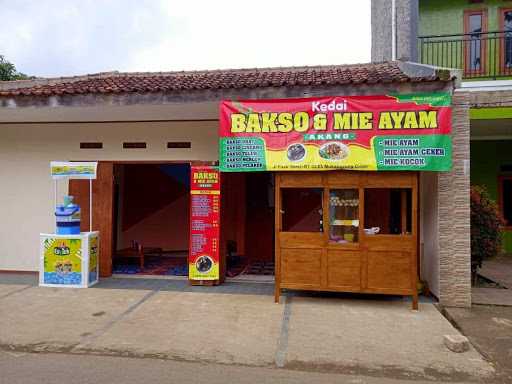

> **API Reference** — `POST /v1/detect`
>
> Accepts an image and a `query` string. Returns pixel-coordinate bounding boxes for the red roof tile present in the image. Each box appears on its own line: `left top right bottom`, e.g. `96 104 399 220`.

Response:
0 62 448 98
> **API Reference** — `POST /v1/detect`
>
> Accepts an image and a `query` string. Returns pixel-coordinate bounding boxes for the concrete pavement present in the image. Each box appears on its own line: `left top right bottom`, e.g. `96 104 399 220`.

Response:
474 255 512 307
443 306 512 384
285 297 490 380
472 287 512 306
76 290 285 366
479 256 512 289
0 276 495 382
0 350 479 384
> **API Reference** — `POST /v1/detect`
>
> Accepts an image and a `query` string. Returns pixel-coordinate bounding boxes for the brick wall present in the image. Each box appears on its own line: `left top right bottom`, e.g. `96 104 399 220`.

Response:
438 91 471 307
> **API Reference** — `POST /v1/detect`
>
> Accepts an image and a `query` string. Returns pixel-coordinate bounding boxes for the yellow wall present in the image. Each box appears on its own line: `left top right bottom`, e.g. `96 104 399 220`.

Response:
0 120 218 271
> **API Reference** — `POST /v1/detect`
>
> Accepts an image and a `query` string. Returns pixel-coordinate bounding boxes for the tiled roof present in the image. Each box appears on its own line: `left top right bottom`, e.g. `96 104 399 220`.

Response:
0 62 449 97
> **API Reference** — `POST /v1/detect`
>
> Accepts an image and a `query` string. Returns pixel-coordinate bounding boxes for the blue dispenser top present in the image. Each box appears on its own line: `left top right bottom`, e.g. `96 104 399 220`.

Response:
55 196 80 217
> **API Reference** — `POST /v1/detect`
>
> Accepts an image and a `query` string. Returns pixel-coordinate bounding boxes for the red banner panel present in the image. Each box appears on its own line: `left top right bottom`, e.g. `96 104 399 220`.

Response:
189 166 220 280
219 93 452 172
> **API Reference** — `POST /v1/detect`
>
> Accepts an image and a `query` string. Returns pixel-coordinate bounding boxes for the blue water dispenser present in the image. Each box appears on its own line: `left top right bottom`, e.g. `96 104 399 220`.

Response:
55 195 81 235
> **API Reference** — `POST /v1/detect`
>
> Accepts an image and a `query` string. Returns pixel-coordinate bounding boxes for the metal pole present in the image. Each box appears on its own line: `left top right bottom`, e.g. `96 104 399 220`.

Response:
392 0 397 60
89 178 92 232
54 180 57 209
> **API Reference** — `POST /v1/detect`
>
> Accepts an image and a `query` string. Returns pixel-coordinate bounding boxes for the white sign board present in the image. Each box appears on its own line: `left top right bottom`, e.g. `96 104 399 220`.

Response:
50 161 98 180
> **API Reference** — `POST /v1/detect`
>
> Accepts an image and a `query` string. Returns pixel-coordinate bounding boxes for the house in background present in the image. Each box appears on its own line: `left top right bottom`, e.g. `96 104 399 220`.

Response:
372 0 512 254
0 62 470 307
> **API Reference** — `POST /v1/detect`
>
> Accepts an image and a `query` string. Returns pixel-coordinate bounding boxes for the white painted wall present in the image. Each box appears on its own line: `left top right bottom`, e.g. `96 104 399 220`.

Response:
419 171 440 298
0 113 444 284
0 120 218 271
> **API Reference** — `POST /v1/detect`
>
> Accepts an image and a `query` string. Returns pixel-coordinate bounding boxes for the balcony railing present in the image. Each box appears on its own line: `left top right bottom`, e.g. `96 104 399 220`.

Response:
418 30 512 80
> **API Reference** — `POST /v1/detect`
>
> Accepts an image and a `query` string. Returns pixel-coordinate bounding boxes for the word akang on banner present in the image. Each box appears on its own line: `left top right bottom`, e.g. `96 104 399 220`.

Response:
219 93 452 172
188 166 220 281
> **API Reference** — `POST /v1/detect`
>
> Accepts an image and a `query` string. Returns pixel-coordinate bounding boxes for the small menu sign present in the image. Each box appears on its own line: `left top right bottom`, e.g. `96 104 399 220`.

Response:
188 166 220 281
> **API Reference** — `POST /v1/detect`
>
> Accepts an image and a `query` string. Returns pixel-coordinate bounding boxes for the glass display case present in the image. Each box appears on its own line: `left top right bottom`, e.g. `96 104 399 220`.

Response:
329 189 359 244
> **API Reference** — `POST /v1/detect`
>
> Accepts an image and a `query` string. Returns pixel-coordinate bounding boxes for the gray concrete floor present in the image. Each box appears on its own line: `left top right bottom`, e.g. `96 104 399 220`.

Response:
474 255 512 307
472 287 512 306
444 305 512 384
0 274 495 382
479 256 512 289
0 350 477 384
0 272 38 286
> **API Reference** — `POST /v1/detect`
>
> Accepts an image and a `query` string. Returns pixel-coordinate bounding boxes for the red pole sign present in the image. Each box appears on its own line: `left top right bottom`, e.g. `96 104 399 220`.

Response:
189 166 220 281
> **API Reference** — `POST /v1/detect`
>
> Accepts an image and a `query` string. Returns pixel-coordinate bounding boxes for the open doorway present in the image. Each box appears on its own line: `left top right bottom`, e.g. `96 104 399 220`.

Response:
222 172 275 280
112 163 190 276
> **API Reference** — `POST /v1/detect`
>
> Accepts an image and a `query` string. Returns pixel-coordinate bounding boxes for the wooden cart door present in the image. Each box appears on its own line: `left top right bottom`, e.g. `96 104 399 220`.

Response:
275 173 325 291
361 174 418 302
324 184 363 292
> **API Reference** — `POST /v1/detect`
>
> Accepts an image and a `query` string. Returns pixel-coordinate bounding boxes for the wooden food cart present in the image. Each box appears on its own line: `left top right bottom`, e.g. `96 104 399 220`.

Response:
274 171 418 309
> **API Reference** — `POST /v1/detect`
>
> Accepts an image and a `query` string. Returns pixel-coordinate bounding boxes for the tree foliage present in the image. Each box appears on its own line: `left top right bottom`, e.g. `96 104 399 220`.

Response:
0 55 29 81
471 185 503 275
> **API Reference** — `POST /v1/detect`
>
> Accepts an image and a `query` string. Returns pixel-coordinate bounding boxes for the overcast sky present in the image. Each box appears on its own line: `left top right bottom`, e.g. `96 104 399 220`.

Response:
0 0 371 78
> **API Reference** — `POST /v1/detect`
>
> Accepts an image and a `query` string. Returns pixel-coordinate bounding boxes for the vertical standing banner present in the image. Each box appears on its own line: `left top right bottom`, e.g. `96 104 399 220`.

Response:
189 166 221 281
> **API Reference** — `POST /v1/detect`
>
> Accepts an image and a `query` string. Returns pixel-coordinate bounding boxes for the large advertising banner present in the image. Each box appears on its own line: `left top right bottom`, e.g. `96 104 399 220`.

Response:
42 237 82 285
219 93 452 172
189 166 221 281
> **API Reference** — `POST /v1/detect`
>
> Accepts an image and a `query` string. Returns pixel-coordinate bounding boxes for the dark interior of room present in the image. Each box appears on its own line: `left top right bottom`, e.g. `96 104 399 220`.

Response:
112 163 190 275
